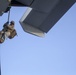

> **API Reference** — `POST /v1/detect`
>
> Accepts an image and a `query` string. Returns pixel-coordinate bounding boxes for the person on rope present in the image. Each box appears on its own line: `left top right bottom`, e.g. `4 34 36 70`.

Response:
0 21 17 43
3 21 17 39
4 21 14 38
0 22 9 43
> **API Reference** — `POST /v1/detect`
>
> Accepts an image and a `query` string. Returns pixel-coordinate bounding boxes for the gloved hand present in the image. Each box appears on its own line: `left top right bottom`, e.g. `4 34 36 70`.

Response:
3 21 9 27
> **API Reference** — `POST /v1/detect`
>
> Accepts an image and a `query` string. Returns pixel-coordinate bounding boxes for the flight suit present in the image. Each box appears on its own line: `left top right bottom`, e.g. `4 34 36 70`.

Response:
6 24 17 39
5 24 14 38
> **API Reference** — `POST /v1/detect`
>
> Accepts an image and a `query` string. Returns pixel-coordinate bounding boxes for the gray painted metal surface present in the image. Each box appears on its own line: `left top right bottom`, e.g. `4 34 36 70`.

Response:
0 0 10 16
31 0 59 13
20 7 45 37
20 0 76 36
16 0 34 6
39 0 76 32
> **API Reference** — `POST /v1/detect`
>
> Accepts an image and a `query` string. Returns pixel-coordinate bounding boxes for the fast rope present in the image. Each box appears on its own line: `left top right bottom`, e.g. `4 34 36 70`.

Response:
7 9 10 23
7 0 11 23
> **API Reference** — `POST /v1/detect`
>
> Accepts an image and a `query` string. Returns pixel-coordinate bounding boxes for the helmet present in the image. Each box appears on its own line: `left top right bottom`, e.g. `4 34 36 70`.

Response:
10 21 15 25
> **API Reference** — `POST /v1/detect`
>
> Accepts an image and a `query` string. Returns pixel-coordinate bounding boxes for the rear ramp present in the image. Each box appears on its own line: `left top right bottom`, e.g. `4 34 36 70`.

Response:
20 0 76 37
20 7 45 37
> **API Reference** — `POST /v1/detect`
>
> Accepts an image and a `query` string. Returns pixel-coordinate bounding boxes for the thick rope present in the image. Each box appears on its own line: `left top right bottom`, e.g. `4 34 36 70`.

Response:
7 0 11 23
8 9 10 23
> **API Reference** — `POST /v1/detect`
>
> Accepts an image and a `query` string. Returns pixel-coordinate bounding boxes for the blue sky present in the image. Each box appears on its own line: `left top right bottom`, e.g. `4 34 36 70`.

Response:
0 3 76 75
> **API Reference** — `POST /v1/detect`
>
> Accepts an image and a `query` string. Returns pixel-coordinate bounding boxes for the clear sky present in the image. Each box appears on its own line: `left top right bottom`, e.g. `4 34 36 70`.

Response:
0 3 76 75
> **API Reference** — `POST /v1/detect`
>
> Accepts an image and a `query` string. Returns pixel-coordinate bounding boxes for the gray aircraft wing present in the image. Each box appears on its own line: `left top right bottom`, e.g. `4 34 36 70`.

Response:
0 0 76 37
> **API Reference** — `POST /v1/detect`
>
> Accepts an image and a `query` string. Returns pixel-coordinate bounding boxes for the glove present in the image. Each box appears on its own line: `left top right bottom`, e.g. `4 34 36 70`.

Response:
3 21 9 27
